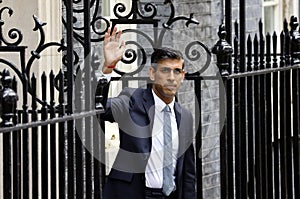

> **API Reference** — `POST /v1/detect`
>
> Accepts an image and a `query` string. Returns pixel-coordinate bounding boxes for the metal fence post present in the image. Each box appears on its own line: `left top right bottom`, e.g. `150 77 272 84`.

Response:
0 68 18 199
290 16 300 65
0 68 18 127
212 24 233 199
212 24 233 78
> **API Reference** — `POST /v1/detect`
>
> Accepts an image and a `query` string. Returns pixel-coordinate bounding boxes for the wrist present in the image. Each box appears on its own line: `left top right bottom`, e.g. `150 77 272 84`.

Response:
107 65 115 68
102 65 114 74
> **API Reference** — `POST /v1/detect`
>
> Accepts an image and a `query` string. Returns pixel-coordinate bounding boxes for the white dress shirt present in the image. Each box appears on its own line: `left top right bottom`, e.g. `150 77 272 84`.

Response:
145 90 179 188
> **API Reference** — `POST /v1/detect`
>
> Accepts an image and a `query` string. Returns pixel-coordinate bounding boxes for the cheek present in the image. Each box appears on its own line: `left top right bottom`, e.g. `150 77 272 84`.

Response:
152 74 163 84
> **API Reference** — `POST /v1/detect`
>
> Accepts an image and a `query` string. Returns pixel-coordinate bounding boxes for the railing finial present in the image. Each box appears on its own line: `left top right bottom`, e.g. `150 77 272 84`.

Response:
0 69 18 127
290 16 300 65
212 24 233 77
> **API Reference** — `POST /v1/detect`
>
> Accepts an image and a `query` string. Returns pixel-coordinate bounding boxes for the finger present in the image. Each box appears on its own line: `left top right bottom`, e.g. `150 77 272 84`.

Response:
111 26 118 37
104 32 110 45
115 30 122 42
120 40 126 49
104 28 112 44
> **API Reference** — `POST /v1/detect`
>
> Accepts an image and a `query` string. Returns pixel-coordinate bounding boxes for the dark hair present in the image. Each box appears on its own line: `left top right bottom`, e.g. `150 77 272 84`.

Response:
151 47 184 68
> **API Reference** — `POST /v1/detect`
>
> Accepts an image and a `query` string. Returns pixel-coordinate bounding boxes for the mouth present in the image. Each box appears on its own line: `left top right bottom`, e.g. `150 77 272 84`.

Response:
164 84 177 90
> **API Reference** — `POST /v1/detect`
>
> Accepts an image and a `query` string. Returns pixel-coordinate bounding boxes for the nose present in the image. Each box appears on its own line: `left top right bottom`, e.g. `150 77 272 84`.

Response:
168 70 176 80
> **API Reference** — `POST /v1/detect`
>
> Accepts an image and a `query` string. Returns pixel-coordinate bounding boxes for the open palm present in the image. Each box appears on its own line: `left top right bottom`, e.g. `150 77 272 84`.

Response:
103 27 126 67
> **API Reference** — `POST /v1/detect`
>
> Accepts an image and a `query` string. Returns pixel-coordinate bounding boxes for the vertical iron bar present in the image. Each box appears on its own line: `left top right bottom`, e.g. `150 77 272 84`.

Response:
100 119 106 195
259 22 267 199
49 71 57 198
58 70 66 198
220 77 227 199
265 33 273 199
93 115 103 199
293 61 300 199
246 35 255 199
239 0 247 192
65 0 75 197
220 74 233 199
233 32 241 198
213 23 233 199
41 72 49 198
231 33 239 199
226 75 234 199
284 30 293 199
195 79 202 199
22 71 29 199
225 0 232 44
2 131 12 198
225 14 233 195
272 32 280 199
84 0 93 198
279 31 287 199
253 33 262 199
234 71 241 199
75 128 84 198
31 74 38 199
239 0 246 71
12 131 21 199
94 78 104 195
239 63 247 199
75 69 83 198
12 77 21 199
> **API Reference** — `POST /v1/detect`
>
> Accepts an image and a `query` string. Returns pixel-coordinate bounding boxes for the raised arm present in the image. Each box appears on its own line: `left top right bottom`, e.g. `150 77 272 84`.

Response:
102 26 126 74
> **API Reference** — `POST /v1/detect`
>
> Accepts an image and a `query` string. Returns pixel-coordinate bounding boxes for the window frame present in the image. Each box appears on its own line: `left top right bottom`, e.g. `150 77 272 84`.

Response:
262 0 283 35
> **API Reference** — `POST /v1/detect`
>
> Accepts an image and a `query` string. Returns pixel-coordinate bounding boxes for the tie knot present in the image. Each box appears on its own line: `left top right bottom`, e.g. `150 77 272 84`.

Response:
163 105 171 113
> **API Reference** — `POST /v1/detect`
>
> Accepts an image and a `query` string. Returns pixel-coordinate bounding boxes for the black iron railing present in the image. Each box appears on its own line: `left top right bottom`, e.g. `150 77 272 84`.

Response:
213 16 300 199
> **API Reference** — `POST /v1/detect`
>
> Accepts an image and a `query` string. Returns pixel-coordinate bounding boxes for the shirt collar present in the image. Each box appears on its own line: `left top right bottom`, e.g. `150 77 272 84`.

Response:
151 89 175 113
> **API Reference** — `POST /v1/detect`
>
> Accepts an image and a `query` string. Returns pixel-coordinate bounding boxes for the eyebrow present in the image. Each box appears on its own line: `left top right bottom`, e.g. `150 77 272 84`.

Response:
155 64 183 69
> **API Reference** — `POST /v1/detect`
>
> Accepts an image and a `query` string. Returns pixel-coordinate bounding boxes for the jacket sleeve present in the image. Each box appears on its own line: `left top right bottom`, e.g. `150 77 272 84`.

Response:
182 143 196 199
96 79 134 123
95 78 114 122
181 111 196 199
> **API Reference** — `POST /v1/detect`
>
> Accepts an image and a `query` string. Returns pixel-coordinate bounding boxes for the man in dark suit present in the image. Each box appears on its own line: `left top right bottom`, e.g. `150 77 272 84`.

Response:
100 27 196 199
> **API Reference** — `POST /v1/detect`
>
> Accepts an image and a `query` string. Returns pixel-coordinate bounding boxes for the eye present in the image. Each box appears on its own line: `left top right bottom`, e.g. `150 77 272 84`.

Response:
173 68 182 74
161 67 171 73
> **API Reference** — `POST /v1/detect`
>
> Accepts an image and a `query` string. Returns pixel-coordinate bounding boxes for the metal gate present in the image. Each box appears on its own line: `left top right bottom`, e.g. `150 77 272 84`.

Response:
0 0 214 198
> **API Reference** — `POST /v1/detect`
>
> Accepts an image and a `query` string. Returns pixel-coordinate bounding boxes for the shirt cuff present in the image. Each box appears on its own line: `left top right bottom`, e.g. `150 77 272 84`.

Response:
95 71 112 82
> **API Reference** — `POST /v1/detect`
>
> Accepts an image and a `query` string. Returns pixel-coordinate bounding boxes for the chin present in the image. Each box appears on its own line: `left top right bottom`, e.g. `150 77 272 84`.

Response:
163 91 176 98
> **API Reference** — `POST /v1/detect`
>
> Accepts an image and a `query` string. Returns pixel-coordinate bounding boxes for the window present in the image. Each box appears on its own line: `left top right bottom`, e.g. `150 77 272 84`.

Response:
263 0 282 35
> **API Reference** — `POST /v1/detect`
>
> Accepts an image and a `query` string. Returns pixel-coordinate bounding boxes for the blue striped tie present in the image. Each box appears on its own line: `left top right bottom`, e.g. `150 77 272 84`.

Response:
162 105 175 196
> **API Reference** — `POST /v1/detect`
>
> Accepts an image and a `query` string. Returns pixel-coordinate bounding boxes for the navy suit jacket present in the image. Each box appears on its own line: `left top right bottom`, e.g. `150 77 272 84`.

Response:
101 85 196 199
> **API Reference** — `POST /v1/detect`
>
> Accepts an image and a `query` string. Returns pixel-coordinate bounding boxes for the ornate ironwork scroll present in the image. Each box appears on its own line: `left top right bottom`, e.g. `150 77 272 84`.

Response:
62 0 212 77
0 2 66 106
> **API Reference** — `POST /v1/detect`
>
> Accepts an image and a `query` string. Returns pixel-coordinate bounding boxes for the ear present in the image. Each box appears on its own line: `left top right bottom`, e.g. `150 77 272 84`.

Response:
148 67 155 81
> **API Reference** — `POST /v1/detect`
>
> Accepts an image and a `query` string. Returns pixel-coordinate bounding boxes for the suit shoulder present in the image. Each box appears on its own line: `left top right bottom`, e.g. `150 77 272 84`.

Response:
119 87 145 96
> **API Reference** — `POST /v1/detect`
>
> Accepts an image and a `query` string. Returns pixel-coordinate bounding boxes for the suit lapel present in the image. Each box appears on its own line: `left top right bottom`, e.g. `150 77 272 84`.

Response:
174 102 182 129
142 88 155 132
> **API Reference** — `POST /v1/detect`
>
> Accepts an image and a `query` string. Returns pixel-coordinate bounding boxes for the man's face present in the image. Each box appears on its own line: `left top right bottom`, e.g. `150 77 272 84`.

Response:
149 58 185 103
